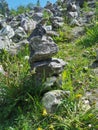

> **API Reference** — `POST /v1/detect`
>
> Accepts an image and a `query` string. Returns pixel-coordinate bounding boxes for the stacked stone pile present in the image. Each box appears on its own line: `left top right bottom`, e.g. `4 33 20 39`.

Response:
28 20 69 113
0 0 96 113
65 0 96 26
28 20 66 88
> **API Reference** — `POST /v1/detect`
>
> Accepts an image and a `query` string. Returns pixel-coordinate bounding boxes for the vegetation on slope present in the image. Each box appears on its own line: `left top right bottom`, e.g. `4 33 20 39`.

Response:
0 1 98 130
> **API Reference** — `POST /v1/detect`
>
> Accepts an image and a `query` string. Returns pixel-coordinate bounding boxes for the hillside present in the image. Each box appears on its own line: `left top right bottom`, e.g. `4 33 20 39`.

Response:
0 0 98 130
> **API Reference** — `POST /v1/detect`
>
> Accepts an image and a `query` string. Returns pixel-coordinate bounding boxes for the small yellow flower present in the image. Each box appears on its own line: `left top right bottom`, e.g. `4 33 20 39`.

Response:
75 94 82 98
42 108 48 116
49 124 54 130
37 127 43 130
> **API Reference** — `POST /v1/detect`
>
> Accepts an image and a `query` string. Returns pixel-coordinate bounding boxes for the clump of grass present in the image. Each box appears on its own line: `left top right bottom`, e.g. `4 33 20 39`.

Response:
53 97 98 130
77 24 98 47
53 25 73 43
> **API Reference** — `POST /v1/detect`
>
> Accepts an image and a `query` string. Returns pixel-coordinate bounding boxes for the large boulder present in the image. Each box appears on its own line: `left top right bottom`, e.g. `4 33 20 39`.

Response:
42 90 70 113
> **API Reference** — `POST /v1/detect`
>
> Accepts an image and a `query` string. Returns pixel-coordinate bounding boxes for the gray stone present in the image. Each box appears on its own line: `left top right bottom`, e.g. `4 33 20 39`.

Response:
45 1 53 11
32 13 43 21
76 0 84 7
42 90 70 113
85 11 95 23
29 36 58 62
0 65 5 75
96 49 98 61
31 58 66 77
21 17 36 33
8 39 28 55
0 36 14 51
9 17 20 28
52 16 64 22
0 14 4 20
43 76 57 91
33 6 43 13
91 61 98 69
68 11 78 18
78 97 91 111
51 17 64 28
67 2 77 12
12 27 27 43
46 30 59 37
71 26 85 38
0 25 15 38
28 24 46 41
87 0 95 8
85 89 98 109
65 0 84 7
49 58 66 74
44 25 52 31
70 18 81 26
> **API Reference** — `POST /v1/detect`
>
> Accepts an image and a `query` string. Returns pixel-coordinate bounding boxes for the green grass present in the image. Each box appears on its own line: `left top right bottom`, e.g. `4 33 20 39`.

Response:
77 24 98 47
0 9 98 130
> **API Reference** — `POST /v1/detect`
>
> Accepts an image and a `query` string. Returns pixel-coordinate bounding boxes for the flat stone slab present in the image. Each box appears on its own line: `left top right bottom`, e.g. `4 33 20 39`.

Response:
31 58 67 77
29 36 58 62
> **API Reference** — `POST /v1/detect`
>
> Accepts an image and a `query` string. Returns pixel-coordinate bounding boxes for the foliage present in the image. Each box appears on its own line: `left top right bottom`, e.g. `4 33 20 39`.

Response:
43 10 51 19
0 0 9 16
53 25 73 43
95 2 98 20
82 1 91 12
54 99 98 130
36 0 40 7
10 5 30 16
77 24 98 47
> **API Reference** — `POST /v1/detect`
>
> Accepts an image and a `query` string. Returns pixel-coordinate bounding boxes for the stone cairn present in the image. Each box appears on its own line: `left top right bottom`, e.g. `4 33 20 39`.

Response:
28 19 66 89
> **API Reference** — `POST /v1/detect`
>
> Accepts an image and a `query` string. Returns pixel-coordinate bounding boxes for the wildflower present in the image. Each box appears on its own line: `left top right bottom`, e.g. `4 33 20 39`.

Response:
24 56 29 60
37 127 43 130
88 124 92 128
20 64 23 67
49 124 54 130
42 108 48 116
75 94 82 98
